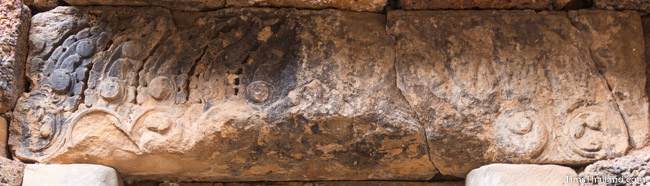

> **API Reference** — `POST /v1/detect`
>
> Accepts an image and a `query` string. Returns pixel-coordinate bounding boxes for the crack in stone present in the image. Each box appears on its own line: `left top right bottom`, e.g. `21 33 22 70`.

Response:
566 13 633 149
16 6 648 181
587 47 633 151
389 35 439 177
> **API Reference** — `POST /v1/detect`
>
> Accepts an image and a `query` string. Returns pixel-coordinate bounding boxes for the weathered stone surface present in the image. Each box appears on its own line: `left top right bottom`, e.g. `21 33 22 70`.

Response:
595 0 650 11
62 0 386 12
10 6 435 181
24 0 58 11
23 164 121 186
388 10 647 177
0 117 7 157
0 157 25 186
11 4 649 183
466 164 578 186
399 0 571 10
63 0 225 11
578 149 650 185
0 0 30 113
226 0 387 12
579 10 649 149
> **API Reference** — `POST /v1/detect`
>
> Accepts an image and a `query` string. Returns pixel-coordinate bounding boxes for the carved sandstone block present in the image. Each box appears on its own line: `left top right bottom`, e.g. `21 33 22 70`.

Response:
389 10 647 177
0 0 30 113
10 7 435 181
399 0 571 10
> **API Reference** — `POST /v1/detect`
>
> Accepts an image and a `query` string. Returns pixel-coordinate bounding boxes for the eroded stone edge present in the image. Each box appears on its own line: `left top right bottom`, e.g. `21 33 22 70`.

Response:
8 6 649 180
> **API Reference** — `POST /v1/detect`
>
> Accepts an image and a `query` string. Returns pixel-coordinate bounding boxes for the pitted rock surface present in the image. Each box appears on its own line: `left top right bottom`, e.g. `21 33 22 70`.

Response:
579 149 650 186
24 0 59 11
0 158 24 186
62 0 386 12
399 0 571 10
63 0 225 11
226 0 387 12
0 117 7 157
388 10 647 177
0 0 30 113
10 6 435 181
595 0 650 11
8 5 649 182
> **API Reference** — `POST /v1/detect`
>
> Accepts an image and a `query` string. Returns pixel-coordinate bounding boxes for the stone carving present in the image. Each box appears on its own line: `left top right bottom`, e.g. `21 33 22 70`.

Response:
7 5 648 182
11 7 434 181
129 106 187 152
389 10 645 177
147 76 174 100
493 111 547 160
562 107 628 159
571 11 649 149
11 7 111 157
569 112 605 156
98 77 122 101
246 81 271 103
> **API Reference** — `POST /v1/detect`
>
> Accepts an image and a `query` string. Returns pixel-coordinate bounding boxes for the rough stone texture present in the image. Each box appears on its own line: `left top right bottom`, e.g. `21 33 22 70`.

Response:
226 0 387 12
0 0 30 113
10 6 435 181
388 10 647 177
581 10 650 150
9 4 649 182
399 0 571 10
578 149 650 185
0 117 7 157
23 0 58 11
63 0 225 11
62 0 386 12
466 164 578 186
595 0 650 11
22 164 121 186
0 157 25 186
